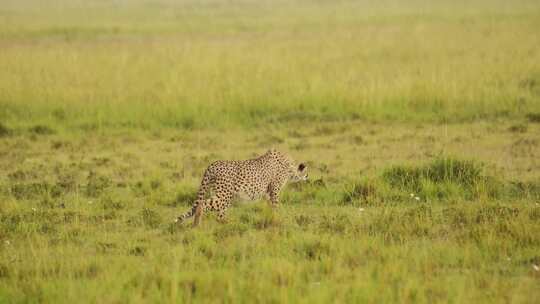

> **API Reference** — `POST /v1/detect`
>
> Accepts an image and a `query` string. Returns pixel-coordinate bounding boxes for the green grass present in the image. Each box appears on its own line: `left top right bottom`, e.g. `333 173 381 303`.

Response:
1 122 539 303
1 0 540 132
1 0 540 303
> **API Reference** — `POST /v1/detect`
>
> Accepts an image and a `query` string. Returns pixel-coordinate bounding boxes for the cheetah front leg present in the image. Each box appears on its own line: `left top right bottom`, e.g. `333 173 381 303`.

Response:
267 183 282 209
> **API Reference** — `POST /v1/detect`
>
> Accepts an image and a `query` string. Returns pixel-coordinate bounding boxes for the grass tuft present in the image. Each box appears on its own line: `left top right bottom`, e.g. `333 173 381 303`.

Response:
141 208 162 229
85 172 111 198
382 157 492 200
171 187 198 207
341 180 378 206
527 112 540 123
28 125 56 135
0 123 13 137
508 124 528 133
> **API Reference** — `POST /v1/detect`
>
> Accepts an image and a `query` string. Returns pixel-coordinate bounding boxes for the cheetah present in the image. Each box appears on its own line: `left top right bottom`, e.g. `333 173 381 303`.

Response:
176 149 308 227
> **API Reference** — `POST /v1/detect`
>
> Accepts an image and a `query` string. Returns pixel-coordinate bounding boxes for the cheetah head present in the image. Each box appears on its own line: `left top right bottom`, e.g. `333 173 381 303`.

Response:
290 163 308 182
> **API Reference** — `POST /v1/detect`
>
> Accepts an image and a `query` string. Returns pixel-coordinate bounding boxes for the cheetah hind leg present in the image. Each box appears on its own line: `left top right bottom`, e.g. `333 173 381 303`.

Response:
217 206 230 223
212 195 232 224
192 202 205 227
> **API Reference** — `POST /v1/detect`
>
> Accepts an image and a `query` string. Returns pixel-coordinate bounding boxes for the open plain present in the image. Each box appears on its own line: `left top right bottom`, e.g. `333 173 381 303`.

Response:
1 1 540 303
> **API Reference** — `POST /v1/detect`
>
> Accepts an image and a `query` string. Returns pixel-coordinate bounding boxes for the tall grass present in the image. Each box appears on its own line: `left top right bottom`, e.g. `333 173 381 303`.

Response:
1 0 540 131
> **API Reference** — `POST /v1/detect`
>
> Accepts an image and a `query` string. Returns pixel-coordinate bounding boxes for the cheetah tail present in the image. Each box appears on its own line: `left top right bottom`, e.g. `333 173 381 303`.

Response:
175 204 197 223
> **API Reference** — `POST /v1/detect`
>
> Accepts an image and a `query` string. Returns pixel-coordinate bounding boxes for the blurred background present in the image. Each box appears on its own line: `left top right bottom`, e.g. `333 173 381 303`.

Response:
1 0 539 131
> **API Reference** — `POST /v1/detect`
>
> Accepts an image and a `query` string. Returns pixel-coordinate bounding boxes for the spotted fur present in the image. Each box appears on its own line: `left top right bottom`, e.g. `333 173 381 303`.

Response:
176 149 308 227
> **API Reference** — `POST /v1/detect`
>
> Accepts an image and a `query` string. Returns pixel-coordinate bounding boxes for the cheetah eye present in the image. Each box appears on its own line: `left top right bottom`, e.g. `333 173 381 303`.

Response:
298 163 306 171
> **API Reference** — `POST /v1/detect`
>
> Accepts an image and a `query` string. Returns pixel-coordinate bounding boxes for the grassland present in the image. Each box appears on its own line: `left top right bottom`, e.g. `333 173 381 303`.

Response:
1 0 540 130
1 0 540 303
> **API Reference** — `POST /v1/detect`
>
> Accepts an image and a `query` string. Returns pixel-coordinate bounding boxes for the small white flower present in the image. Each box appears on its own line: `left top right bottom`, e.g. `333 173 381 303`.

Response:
174 218 179 223
410 193 414 198
359 208 365 212
415 196 420 201
4 240 10 245
31 207 37 212
533 264 540 271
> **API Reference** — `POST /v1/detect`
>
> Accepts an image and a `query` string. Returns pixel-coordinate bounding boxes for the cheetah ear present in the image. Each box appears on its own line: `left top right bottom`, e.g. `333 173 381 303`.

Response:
298 163 306 171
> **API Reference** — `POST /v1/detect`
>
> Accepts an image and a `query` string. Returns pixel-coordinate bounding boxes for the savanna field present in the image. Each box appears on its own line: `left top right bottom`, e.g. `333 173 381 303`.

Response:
1 0 540 303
